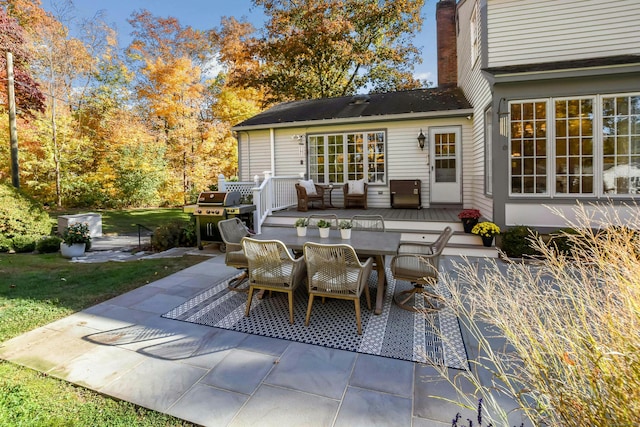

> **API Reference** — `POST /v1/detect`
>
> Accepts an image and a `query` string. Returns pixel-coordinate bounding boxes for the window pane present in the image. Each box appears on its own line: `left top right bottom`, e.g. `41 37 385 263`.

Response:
308 131 384 184
602 95 640 194
555 98 594 195
510 101 547 194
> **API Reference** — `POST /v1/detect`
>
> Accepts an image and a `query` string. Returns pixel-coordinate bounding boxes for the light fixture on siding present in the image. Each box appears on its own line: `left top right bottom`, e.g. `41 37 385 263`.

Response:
417 129 426 150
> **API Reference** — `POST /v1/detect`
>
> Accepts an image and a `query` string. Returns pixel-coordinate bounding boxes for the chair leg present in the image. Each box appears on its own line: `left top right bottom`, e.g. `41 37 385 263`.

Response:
245 286 256 317
228 271 249 293
288 291 295 324
364 285 371 310
305 294 314 326
354 299 362 335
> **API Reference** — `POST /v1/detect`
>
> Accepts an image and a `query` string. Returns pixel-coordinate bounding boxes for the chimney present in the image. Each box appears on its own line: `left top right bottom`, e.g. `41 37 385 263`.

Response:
436 0 457 87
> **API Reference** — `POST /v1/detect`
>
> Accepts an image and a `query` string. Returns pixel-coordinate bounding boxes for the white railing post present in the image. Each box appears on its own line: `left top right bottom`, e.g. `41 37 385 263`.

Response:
218 174 226 192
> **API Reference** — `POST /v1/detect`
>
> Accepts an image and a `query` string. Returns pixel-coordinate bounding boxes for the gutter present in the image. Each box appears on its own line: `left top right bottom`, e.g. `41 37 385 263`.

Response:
231 109 475 132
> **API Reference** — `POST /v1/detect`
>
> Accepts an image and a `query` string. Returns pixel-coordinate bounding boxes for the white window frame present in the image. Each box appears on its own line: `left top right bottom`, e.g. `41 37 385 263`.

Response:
508 92 640 198
470 1 480 64
307 130 387 185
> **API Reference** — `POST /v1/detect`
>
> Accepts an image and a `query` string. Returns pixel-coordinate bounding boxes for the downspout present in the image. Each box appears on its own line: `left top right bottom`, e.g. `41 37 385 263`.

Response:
270 128 276 175
235 130 249 180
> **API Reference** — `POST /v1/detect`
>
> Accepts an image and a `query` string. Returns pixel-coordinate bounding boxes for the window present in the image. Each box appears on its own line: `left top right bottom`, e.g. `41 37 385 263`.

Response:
509 101 548 194
602 95 640 194
484 106 493 195
554 98 594 194
470 1 480 63
308 130 386 184
508 93 640 197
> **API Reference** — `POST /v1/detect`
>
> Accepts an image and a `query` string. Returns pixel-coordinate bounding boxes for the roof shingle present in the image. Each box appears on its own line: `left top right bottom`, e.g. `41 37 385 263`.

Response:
234 86 472 128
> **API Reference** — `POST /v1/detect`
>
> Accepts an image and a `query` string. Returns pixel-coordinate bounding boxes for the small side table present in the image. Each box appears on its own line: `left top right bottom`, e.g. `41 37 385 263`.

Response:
319 184 337 208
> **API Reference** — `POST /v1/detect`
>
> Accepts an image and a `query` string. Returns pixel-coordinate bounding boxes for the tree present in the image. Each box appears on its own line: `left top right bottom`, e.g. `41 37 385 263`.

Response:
0 8 45 113
235 0 425 102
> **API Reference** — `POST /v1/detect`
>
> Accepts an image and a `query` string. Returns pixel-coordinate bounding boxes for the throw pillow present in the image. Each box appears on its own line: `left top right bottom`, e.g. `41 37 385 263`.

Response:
299 179 317 195
348 179 365 195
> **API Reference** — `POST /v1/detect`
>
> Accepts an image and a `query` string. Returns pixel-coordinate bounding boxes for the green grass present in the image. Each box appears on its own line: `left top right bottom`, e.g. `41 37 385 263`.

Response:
0 252 204 425
51 208 190 235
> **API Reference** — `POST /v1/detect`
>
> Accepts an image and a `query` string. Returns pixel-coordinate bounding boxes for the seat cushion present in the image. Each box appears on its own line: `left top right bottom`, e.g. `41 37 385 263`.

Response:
347 179 365 195
299 179 317 195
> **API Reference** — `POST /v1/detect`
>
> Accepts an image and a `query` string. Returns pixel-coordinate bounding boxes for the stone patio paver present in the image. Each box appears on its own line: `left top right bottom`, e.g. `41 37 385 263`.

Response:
0 253 531 426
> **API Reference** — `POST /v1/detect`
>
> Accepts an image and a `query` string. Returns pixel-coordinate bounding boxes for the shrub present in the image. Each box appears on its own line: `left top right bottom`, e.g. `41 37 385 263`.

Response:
0 182 52 239
11 235 37 253
0 235 12 252
433 203 640 426
500 225 541 258
547 227 580 255
36 236 62 253
151 220 195 252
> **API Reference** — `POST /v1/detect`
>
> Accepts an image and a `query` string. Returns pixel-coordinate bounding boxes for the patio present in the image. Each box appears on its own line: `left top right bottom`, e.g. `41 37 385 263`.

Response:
0 250 527 426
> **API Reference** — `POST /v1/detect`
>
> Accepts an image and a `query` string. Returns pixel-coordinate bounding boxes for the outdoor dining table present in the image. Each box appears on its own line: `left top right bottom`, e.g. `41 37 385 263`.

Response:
254 227 402 315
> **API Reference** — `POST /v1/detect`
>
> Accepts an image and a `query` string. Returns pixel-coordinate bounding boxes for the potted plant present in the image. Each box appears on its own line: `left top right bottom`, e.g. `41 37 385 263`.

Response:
294 218 308 237
60 222 91 258
457 209 482 233
471 221 501 247
339 220 352 239
316 219 331 238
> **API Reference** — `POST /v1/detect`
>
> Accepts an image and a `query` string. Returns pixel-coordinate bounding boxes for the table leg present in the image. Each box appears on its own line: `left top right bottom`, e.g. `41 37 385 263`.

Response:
374 255 386 315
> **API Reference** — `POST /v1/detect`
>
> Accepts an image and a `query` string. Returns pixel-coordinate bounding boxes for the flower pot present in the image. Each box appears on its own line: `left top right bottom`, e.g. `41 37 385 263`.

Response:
60 242 86 258
461 218 478 233
319 227 330 238
481 236 494 247
340 228 351 239
296 226 307 237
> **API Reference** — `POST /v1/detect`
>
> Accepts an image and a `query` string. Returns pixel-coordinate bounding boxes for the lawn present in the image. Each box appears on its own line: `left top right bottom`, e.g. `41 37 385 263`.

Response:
51 207 191 235
0 250 203 425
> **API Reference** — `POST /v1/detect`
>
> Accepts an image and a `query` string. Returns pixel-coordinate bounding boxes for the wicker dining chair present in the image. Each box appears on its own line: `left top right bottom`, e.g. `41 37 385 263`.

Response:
241 237 306 324
307 213 339 229
390 226 453 312
350 213 387 268
303 242 373 334
217 217 253 292
350 214 385 231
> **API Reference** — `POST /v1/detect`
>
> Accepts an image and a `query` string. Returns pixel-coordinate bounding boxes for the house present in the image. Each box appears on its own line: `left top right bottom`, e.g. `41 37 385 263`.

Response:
232 0 640 230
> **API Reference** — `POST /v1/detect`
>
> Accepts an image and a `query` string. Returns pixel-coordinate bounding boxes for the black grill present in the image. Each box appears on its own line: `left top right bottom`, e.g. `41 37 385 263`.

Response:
192 191 256 249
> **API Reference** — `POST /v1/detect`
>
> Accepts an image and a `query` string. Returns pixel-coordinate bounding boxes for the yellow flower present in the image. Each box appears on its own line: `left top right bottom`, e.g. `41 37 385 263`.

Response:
471 221 500 237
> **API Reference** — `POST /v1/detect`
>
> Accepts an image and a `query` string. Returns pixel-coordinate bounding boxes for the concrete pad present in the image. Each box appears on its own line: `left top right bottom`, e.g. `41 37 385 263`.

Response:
350 353 414 397
99 356 207 412
168 383 247 426
48 345 145 389
229 384 339 427
201 349 278 395
334 387 412 426
265 342 356 400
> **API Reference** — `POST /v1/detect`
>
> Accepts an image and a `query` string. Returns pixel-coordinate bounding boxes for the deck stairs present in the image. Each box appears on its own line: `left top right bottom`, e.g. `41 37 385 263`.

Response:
262 213 498 258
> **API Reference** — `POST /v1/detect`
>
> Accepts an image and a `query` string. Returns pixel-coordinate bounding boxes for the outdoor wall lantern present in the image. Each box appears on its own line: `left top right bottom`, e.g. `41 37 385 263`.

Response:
417 129 426 150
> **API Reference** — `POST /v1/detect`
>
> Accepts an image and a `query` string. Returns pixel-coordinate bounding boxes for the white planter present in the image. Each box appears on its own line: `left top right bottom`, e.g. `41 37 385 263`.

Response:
319 227 330 238
340 228 351 239
296 226 307 237
60 242 86 258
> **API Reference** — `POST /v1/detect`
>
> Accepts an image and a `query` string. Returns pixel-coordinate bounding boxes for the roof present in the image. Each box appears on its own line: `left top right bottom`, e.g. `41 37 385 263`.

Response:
483 54 640 76
233 86 472 129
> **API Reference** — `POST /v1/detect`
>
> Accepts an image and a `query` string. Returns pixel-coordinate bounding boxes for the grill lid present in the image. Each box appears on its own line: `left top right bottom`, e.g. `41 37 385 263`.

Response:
197 191 241 207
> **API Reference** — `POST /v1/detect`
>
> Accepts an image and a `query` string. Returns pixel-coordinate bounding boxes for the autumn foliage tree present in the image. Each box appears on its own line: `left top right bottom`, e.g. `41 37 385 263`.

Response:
234 0 426 102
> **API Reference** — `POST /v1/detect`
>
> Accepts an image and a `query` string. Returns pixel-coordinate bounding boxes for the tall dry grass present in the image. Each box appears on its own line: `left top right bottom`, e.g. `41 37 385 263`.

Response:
434 203 640 426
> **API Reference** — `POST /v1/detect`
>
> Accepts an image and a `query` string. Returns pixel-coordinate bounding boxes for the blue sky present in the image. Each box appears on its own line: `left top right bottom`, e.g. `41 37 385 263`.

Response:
43 0 437 84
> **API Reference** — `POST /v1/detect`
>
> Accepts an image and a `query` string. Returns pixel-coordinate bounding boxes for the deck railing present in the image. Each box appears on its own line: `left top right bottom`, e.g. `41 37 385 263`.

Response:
219 173 300 234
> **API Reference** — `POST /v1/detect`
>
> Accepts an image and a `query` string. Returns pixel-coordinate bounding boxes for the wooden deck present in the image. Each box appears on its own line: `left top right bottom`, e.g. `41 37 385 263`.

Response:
269 206 461 222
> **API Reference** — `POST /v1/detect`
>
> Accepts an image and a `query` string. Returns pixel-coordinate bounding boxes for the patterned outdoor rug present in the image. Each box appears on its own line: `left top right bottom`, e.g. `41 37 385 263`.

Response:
163 269 468 369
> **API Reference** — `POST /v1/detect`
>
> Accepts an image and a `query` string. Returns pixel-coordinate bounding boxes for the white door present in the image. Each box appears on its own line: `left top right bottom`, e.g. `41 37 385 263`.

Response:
429 127 461 204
